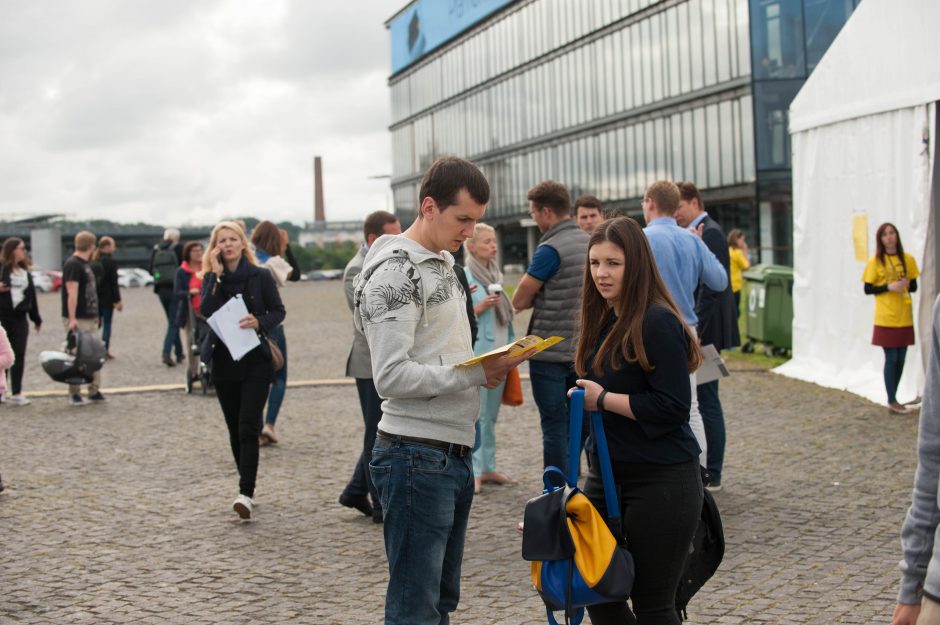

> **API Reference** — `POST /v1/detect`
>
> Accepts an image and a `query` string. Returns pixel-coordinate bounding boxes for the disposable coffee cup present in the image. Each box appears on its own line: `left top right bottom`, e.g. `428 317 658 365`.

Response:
487 284 503 295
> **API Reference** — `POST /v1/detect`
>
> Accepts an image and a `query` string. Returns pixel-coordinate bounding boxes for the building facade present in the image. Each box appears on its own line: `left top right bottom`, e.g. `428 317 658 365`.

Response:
387 0 861 266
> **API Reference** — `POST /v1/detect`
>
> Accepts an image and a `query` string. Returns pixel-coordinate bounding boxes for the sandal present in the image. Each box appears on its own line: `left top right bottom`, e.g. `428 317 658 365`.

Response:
481 471 515 485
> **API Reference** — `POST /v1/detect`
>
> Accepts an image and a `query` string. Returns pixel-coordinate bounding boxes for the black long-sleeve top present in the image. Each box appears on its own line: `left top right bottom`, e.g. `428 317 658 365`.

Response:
200 259 286 381
585 305 700 465
865 279 918 295
94 253 122 309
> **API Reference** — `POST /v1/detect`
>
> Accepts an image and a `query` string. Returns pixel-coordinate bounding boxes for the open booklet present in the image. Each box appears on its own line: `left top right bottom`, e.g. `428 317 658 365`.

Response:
456 335 564 367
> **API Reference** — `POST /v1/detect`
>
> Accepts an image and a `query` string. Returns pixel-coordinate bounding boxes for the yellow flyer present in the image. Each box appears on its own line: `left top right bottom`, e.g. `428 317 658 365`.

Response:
457 335 564 367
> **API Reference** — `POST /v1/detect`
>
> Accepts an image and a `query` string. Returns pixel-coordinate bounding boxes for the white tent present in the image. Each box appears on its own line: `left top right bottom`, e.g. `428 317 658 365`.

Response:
776 0 940 405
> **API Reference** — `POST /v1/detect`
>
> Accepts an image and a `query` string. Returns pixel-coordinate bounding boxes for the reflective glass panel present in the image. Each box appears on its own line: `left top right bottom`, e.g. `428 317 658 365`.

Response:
753 80 801 171
804 0 856 72
750 0 806 79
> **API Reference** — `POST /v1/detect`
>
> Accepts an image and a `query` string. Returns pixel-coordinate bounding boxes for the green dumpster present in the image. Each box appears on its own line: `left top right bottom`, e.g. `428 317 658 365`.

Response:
742 264 793 356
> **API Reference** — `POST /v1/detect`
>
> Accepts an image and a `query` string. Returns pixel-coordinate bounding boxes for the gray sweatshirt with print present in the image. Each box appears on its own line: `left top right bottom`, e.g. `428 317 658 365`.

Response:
353 234 486 447
898 294 940 604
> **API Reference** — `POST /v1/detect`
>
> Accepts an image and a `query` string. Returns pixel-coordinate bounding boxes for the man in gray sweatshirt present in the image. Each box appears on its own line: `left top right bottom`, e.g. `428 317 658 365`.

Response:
354 156 530 625
894 294 940 625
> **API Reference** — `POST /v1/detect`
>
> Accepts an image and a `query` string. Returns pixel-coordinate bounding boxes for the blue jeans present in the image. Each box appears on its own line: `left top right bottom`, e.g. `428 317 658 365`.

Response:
157 287 183 359
99 305 114 350
697 379 726 483
342 377 383 510
528 359 580 473
370 436 474 625
264 325 287 426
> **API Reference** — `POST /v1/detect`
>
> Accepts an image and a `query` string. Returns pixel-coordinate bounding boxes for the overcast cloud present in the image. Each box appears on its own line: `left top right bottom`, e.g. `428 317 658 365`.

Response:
0 0 396 226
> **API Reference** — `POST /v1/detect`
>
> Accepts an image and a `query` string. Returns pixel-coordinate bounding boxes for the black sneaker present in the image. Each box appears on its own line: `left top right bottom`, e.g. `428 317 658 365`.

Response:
705 481 722 493
69 394 88 407
88 392 108 403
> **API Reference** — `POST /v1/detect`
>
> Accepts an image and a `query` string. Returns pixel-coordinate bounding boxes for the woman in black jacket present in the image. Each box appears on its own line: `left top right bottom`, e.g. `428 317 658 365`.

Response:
570 218 703 625
0 237 42 406
91 236 122 358
200 222 285 520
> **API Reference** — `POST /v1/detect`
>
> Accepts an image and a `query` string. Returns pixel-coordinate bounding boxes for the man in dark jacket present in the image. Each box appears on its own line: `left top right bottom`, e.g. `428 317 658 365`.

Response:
149 228 183 367
675 181 739 491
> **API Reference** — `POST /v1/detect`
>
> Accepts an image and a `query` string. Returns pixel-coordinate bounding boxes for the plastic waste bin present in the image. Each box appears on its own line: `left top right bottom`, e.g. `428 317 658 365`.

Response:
742 264 793 356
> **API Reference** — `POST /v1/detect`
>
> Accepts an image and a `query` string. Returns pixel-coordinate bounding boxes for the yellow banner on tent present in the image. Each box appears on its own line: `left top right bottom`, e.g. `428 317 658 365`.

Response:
852 213 869 262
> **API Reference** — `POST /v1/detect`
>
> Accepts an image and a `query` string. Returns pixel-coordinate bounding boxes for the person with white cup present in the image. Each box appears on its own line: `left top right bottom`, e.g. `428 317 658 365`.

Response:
464 223 515 493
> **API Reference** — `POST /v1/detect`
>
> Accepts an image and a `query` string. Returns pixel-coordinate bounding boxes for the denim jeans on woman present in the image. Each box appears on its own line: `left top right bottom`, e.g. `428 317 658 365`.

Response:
370 436 474 625
157 287 183 360
264 324 287 426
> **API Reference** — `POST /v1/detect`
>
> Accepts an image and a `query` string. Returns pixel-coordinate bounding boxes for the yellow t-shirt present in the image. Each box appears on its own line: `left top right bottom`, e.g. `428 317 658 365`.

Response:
862 252 920 327
728 247 750 293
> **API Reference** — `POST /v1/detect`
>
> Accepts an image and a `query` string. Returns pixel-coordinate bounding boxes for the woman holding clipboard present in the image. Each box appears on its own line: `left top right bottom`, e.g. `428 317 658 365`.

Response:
200 221 286 520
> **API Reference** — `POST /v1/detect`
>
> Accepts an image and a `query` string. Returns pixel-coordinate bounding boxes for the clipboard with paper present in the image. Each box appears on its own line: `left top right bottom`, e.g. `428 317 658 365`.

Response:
695 344 730 385
456 335 564 367
206 294 261 361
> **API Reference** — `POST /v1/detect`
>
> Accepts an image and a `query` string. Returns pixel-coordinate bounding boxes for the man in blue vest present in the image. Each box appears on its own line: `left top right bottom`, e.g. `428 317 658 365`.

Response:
512 181 590 473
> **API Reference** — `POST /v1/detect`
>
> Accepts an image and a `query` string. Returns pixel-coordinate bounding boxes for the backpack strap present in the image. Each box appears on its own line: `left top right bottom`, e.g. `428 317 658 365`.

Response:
567 390 621 521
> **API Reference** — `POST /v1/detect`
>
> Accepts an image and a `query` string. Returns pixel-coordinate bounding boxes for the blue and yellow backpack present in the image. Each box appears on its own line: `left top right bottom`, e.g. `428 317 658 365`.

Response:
521 390 634 625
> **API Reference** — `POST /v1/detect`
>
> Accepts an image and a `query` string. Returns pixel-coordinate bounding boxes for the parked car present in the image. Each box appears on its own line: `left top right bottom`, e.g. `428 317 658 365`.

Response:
303 269 343 281
45 270 62 292
117 268 155 288
30 270 54 293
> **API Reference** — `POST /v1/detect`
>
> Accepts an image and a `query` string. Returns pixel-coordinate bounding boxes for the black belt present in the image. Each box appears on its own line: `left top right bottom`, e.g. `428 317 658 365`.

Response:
376 429 472 457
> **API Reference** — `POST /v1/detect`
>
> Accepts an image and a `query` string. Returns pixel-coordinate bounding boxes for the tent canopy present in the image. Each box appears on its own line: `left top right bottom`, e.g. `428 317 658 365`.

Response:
777 0 940 404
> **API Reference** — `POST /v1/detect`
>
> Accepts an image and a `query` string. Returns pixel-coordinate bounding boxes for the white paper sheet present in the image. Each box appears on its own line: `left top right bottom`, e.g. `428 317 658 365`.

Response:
206 294 260 361
696 344 730 385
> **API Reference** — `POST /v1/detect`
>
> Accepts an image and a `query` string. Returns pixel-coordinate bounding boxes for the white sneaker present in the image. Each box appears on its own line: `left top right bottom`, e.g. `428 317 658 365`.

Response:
8 395 31 406
233 495 254 519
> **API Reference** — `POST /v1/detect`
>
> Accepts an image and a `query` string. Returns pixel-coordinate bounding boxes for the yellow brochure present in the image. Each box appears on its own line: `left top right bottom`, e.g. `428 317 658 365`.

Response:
456 335 564 367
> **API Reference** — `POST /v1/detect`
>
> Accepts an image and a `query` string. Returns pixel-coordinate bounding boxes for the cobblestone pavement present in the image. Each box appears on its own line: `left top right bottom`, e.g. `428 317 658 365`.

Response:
1 282 920 624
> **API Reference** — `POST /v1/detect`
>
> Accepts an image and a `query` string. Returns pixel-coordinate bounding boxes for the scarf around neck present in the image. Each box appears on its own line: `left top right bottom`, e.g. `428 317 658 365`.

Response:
466 253 512 327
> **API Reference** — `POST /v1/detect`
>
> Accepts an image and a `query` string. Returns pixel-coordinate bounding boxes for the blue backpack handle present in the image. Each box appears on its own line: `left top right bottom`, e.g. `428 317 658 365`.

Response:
568 389 621 521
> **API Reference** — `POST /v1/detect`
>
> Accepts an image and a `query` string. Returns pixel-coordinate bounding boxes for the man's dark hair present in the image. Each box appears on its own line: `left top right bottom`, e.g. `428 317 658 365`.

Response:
528 181 571 217
363 210 398 241
418 156 489 213
677 181 704 209
574 194 602 213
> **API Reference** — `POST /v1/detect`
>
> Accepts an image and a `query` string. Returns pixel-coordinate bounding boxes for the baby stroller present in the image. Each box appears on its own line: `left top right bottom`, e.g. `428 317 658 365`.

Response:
183 293 212 394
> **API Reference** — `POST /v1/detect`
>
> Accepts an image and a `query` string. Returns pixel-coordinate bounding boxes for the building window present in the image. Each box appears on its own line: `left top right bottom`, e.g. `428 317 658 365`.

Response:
750 0 806 79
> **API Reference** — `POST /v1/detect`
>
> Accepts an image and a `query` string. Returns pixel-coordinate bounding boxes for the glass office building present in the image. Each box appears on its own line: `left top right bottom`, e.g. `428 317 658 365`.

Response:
387 0 861 266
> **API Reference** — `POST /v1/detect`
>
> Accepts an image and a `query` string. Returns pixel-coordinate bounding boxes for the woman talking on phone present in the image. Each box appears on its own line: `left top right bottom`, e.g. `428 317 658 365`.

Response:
200 221 285 520
570 217 703 624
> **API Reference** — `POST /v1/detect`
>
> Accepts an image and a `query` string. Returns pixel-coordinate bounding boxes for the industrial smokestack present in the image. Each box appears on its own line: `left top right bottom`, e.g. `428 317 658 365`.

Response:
314 156 325 223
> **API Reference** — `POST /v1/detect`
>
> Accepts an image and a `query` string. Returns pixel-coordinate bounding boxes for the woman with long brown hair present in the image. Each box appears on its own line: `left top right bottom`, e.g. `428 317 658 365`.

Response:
201 222 285 519
250 220 293 445
91 236 122 358
863 222 920 414
0 237 42 405
569 217 703 625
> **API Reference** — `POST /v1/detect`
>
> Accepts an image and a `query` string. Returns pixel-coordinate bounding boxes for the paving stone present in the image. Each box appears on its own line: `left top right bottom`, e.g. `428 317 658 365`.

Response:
0 282 919 624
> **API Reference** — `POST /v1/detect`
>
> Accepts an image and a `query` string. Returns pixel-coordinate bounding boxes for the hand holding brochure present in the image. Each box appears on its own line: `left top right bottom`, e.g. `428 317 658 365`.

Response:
206 294 261 361
457 335 564 367
695 344 730 385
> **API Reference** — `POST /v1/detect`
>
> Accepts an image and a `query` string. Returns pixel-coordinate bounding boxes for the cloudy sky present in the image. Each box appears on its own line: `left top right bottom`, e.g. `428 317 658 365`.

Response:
0 0 397 227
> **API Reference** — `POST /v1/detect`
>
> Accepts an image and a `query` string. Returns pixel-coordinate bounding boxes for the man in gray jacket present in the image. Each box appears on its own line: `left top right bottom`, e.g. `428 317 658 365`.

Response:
338 210 400 523
355 157 530 625
894 295 940 625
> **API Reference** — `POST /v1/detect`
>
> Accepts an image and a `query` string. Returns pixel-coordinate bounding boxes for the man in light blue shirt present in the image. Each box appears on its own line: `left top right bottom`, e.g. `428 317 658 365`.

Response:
642 180 728 469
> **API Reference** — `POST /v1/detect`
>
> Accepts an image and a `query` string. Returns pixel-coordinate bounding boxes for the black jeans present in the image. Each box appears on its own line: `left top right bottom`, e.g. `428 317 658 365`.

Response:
1 315 29 395
583 457 702 625
215 377 271 498
342 377 383 510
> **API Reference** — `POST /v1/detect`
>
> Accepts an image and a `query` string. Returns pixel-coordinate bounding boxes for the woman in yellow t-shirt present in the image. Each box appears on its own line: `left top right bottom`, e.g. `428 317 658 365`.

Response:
727 229 750 320
862 222 920 414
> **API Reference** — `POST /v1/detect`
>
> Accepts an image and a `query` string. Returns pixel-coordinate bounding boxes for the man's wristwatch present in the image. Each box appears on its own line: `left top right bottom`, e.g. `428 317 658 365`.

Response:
597 389 609 413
